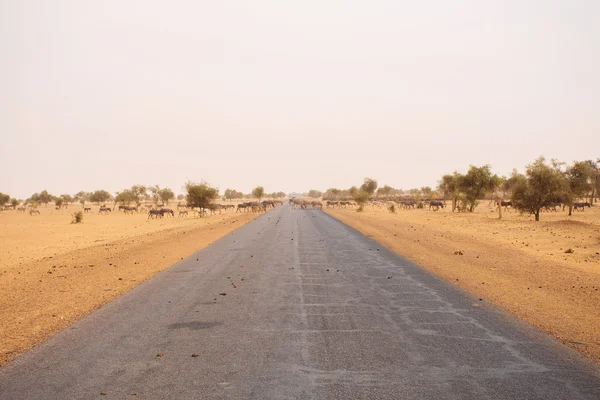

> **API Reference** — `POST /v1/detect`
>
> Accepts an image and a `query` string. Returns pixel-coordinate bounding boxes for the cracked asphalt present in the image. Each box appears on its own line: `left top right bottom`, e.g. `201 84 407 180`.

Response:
1 204 599 399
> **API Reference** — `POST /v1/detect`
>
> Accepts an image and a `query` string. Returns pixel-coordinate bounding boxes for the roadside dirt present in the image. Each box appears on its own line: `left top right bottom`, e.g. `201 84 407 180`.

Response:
325 205 600 363
0 208 257 366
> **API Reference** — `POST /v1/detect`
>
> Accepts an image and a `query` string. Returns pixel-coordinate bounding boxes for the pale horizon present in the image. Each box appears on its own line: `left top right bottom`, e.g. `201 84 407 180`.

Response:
2 1 599 199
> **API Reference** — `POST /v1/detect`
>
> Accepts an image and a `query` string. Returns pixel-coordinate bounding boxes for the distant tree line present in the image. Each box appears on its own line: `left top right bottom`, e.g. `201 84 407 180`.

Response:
312 157 599 221
10 184 287 211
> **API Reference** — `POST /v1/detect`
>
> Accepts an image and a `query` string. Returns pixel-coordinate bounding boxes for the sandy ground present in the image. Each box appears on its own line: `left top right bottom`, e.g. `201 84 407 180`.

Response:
0 204 257 366
325 203 600 364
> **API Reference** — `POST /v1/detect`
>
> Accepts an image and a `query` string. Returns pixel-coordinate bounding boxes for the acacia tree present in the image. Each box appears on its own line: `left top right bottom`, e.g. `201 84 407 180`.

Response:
458 165 496 212
160 188 175 205
224 189 244 201
11 198 19 208
376 185 394 198
564 161 593 215
131 185 147 203
352 190 370 211
74 191 90 207
60 194 73 208
114 190 138 206
511 157 566 221
186 182 218 214
360 178 378 196
438 174 462 211
89 190 112 205
224 189 235 201
38 190 53 207
252 186 265 201
582 159 599 204
0 192 9 208
148 185 161 204
352 178 378 211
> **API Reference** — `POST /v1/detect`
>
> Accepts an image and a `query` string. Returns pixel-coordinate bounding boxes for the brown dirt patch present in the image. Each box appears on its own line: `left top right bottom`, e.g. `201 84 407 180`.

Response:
325 204 600 363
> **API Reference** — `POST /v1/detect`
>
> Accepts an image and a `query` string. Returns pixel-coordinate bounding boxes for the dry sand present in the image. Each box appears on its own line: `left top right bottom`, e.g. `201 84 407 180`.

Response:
0 205 257 366
325 203 600 363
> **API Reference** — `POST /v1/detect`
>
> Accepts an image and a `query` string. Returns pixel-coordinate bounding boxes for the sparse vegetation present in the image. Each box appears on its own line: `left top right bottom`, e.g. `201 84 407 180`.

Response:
224 189 244 201
72 211 84 224
360 178 378 196
511 157 566 221
186 182 219 211
159 188 175 205
307 189 322 198
38 190 53 207
252 186 265 201
60 194 73 208
89 190 112 205
0 193 10 208
114 189 138 205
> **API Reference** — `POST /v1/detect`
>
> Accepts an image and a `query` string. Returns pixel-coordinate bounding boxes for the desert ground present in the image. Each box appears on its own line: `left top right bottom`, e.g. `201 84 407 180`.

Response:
0 204 258 366
325 202 600 363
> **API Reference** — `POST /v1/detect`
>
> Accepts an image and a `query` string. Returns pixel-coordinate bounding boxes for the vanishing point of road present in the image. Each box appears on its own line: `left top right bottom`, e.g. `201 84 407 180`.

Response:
1 204 599 399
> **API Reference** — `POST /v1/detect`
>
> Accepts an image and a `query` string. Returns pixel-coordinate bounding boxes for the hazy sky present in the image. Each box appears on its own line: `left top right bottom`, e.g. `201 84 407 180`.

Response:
1 1 599 198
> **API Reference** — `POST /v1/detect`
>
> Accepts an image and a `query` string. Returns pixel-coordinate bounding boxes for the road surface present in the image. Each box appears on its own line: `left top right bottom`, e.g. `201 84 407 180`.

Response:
1 204 599 399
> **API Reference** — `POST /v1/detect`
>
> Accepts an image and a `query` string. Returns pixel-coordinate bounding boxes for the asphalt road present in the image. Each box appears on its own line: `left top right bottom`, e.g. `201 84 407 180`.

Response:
1 204 599 399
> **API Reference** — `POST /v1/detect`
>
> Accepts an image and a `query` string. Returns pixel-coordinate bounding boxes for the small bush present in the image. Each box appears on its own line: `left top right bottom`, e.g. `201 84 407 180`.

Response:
357 205 364 212
72 211 84 224
416 202 424 209
388 204 396 213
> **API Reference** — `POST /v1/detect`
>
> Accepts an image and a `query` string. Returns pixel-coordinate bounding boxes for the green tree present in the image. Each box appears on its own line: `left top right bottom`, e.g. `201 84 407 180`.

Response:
353 190 370 212
148 185 161 204
582 159 599 204
89 190 112 204
564 161 593 215
10 198 19 208
458 165 496 212
60 194 73 208
0 193 10 208
252 186 265 201
131 185 147 203
74 191 89 206
360 178 378 195
376 185 394 198
511 157 566 221
438 173 463 211
224 189 237 201
186 182 219 212
54 197 64 209
38 190 53 206
177 194 185 201
114 190 138 205
159 188 175 205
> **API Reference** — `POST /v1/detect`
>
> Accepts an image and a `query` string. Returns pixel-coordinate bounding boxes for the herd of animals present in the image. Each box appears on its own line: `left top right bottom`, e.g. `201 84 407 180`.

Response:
322 199 593 212
2 198 594 217
89 199 285 219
